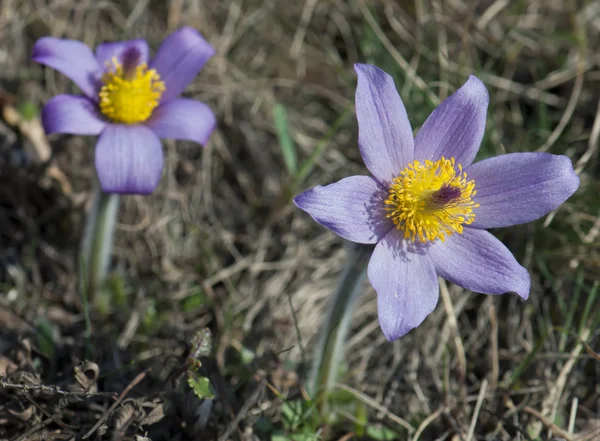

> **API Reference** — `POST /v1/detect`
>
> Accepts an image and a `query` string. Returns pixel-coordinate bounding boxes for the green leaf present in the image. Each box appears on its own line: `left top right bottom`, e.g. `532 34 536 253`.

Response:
280 399 320 432
17 101 39 121
34 317 55 361
187 375 215 399
580 281 599 333
354 400 368 437
281 400 304 429
107 275 127 307
293 434 320 441
273 104 297 174
271 432 320 441
182 290 208 312
142 299 157 329
238 345 256 364
366 425 399 440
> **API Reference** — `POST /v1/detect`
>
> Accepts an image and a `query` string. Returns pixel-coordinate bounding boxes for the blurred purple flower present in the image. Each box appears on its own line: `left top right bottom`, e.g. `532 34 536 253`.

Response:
294 64 579 341
33 27 216 194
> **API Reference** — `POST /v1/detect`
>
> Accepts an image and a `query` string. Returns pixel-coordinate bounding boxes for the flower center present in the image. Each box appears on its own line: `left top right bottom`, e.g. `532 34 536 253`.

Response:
385 157 479 242
98 57 165 124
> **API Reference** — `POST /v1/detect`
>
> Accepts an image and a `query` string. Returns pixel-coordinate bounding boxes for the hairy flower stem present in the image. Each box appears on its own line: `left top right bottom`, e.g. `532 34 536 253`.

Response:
308 241 372 417
81 184 120 301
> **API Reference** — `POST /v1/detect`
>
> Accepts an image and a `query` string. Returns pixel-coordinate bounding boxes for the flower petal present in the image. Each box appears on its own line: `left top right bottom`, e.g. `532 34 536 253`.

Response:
354 64 414 184
294 176 393 244
146 99 215 145
414 75 489 166
368 231 439 340
467 152 579 228
95 39 149 68
32 37 101 98
149 27 215 101
95 125 164 194
42 95 106 135
429 228 530 299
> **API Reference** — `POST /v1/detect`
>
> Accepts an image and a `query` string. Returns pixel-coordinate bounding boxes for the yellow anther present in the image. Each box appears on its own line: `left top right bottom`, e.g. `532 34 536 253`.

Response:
98 57 165 124
385 157 479 242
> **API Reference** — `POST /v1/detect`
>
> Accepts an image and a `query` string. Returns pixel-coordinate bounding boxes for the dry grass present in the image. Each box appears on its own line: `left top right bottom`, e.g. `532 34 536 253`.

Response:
0 0 599 440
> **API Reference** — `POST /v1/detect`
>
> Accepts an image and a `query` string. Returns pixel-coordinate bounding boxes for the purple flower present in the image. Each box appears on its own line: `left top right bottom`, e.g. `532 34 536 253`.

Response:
294 64 580 341
33 27 216 194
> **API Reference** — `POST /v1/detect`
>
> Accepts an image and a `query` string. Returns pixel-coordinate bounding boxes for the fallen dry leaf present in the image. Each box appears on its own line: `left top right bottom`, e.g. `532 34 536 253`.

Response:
1 102 72 195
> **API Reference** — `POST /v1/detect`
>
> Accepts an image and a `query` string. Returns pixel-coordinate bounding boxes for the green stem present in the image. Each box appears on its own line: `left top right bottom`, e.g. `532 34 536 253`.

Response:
81 184 120 301
308 240 372 417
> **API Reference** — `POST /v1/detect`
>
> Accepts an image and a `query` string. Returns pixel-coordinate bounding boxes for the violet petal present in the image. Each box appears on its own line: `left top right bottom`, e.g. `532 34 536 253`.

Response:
414 76 488 167
368 231 439 340
95 39 150 69
149 27 215 102
42 95 106 135
354 64 414 185
467 152 579 228
294 176 393 244
95 124 164 194
32 37 102 99
429 227 530 299
146 98 216 145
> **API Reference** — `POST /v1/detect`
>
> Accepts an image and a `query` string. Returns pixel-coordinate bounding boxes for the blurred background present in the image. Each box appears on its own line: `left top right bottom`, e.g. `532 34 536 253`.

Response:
0 0 599 440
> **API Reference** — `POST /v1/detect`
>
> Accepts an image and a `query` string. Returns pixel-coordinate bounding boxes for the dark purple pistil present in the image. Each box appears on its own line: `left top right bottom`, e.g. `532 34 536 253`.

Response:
121 46 142 79
429 184 461 207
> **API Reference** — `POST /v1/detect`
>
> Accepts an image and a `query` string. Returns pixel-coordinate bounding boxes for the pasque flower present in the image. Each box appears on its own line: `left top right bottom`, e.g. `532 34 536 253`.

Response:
295 64 579 341
33 27 216 194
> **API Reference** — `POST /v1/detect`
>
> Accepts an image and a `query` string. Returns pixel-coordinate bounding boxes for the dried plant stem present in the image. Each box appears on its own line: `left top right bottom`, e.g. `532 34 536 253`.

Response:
81 184 120 301
308 241 372 417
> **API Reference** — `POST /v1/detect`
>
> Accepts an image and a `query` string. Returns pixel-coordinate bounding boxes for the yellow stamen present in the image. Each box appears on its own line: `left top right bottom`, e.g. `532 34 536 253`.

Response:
385 157 479 242
98 57 165 124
